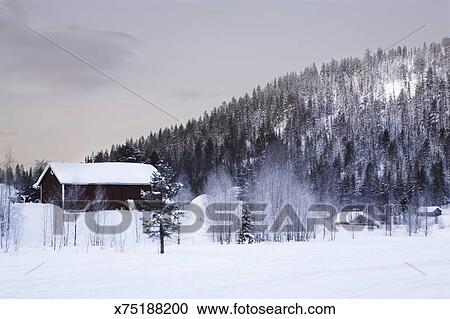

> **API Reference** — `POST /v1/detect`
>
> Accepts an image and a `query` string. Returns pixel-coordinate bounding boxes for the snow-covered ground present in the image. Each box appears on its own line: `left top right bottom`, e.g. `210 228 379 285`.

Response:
1 228 450 298
1 202 450 298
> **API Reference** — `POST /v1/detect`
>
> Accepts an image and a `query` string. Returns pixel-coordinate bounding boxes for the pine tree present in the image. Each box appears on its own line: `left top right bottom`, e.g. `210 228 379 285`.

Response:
142 161 183 254
236 164 255 244
237 203 254 244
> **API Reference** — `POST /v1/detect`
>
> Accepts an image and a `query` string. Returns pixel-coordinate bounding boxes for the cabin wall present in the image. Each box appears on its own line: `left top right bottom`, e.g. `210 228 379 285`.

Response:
63 184 152 210
40 169 62 206
39 169 152 210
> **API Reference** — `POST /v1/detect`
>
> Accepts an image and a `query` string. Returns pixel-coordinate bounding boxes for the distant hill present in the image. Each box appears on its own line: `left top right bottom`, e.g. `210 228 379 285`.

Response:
88 38 450 207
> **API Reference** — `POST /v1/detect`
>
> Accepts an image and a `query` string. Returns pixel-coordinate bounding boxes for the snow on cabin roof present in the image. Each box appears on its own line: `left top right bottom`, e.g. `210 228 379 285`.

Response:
34 162 157 187
418 206 442 213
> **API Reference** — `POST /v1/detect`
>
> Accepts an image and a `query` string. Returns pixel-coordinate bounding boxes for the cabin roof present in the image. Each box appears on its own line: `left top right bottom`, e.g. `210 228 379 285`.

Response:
34 162 157 187
418 206 442 213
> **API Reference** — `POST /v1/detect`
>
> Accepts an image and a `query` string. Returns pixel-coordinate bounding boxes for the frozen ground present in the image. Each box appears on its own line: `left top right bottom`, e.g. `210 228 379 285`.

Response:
2 228 450 298
1 202 450 298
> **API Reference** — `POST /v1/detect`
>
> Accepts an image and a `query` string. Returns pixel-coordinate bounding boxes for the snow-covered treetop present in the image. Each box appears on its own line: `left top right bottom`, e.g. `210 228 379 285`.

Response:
142 162 182 202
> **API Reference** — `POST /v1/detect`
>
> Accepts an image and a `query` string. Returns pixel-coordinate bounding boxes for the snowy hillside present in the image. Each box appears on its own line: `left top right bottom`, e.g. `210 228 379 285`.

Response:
87 39 450 212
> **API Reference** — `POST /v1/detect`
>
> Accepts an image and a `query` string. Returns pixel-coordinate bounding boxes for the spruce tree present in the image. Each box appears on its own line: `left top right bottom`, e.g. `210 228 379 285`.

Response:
238 204 254 244
142 161 183 254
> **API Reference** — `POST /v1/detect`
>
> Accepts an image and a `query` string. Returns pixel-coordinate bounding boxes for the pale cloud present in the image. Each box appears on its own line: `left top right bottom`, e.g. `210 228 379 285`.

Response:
0 0 137 95
172 91 203 100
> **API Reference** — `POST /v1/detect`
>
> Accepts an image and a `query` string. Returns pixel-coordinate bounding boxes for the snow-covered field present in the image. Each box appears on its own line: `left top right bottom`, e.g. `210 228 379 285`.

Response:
1 202 450 298
1 229 450 298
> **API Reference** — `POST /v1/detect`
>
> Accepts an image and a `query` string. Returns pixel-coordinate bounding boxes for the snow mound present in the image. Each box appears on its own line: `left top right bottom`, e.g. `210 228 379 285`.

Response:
177 194 214 245
191 194 212 211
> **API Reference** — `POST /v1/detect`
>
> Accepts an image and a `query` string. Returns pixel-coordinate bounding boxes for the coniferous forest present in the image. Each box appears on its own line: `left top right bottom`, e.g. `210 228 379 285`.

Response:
86 39 450 209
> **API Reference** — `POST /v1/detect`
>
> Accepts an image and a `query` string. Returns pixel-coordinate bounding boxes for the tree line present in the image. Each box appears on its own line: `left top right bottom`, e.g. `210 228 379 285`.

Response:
0 158 47 191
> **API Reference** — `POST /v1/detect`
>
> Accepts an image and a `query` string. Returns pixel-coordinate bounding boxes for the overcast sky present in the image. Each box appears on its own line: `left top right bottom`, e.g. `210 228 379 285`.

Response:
1 0 449 166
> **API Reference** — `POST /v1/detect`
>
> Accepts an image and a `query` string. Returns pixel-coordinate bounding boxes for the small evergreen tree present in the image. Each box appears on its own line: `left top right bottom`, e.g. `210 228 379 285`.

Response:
236 166 255 244
142 161 182 254
237 203 254 244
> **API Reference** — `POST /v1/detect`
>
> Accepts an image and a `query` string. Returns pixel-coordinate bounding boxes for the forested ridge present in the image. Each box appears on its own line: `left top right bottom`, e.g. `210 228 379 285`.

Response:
87 39 450 207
